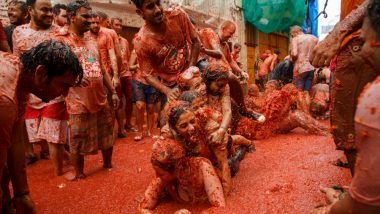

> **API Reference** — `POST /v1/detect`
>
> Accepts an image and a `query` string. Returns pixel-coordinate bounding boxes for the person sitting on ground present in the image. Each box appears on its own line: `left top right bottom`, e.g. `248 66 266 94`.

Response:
139 138 226 213
282 83 311 114
236 81 329 140
310 74 330 119
179 91 255 156
164 101 232 195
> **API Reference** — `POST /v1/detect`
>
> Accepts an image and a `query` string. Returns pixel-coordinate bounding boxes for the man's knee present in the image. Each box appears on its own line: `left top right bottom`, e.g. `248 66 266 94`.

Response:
136 102 146 111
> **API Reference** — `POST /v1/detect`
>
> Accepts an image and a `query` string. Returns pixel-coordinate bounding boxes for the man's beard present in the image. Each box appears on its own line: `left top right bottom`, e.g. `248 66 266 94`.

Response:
33 15 52 29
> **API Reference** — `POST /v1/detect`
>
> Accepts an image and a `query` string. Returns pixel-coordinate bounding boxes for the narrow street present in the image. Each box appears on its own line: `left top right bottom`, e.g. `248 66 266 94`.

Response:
27 126 351 213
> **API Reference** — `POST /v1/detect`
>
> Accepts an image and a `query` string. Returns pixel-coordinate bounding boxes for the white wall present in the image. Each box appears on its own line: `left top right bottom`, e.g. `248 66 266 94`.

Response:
318 0 341 40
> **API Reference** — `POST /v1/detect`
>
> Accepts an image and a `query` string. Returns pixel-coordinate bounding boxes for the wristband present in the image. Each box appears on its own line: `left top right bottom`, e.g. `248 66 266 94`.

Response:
220 126 227 131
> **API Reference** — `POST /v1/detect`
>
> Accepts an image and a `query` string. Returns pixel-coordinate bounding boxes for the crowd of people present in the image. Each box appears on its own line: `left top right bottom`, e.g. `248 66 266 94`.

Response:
0 0 379 213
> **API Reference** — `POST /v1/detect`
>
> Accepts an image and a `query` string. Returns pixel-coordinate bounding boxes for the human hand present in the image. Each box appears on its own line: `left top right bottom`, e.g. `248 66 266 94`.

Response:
112 75 120 88
166 87 181 101
311 204 332 214
309 38 340 67
208 128 226 146
112 93 120 110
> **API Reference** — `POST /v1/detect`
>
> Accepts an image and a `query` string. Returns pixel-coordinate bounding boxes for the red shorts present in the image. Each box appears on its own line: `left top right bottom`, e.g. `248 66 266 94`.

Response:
24 102 68 144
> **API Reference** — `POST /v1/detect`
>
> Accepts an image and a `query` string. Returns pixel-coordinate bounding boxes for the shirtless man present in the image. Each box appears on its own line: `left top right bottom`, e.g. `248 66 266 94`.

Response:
4 0 29 51
0 40 82 214
270 49 280 71
257 52 274 91
290 25 318 91
52 3 67 27
131 0 201 104
309 0 375 175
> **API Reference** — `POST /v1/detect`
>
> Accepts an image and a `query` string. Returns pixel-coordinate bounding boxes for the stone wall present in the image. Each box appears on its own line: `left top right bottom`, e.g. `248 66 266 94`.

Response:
0 0 12 25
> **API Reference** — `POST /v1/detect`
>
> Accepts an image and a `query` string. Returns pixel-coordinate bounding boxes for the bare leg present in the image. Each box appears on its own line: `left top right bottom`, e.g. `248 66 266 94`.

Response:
228 73 245 111
71 153 85 179
139 177 166 213
7 121 36 213
146 104 155 137
101 147 113 169
231 135 253 147
278 110 329 136
47 142 64 176
39 141 49 159
25 142 38 165
212 147 231 196
135 101 146 140
115 108 127 138
0 149 7 212
124 77 135 130
199 160 226 207
155 102 161 129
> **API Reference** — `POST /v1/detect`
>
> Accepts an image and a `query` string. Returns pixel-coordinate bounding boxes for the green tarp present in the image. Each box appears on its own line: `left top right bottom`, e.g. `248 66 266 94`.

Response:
242 0 307 33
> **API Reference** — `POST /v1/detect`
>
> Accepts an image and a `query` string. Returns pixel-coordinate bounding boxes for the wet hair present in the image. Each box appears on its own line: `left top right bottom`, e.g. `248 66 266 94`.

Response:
20 40 83 85
97 11 108 20
368 0 380 39
168 102 189 129
201 62 230 88
9 0 28 15
66 0 91 23
233 43 241 49
53 3 67 16
111 17 122 24
179 91 201 103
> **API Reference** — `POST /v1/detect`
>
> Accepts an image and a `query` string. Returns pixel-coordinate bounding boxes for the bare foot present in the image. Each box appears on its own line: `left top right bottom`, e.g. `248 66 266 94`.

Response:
320 186 340 204
63 171 76 181
75 173 86 180
13 195 36 214
134 133 144 142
